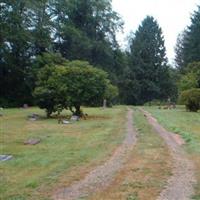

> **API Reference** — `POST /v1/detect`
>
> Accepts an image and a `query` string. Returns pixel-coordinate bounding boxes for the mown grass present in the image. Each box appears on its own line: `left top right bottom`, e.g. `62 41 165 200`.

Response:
144 106 200 199
90 108 172 200
0 106 126 200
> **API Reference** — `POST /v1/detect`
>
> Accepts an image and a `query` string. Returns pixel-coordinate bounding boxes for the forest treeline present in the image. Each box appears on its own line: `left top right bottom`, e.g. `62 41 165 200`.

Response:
0 0 200 107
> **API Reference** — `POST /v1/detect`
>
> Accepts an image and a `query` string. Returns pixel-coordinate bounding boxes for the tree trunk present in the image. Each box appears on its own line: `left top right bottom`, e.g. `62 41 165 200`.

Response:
46 109 52 118
74 105 82 116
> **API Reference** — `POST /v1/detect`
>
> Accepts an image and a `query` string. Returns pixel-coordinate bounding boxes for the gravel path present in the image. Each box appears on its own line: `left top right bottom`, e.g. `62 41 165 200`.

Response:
53 108 137 200
141 108 196 200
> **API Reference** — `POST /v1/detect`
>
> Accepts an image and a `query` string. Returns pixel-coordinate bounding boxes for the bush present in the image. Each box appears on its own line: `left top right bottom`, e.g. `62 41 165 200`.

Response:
33 60 117 117
179 88 200 112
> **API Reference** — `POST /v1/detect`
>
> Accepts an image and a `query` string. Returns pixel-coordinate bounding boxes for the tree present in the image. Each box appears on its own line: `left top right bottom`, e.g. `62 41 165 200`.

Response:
179 88 200 112
53 0 123 72
182 5 200 67
174 30 187 72
33 61 114 117
31 0 53 55
128 16 176 104
0 0 33 106
178 62 200 92
104 83 119 106
0 0 124 107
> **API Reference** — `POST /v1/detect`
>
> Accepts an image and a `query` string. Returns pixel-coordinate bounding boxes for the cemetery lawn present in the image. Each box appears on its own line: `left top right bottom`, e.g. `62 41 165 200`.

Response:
0 106 126 200
144 106 200 199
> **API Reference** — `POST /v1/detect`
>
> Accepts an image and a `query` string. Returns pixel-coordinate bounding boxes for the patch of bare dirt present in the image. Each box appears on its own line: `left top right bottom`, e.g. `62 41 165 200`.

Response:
53 108 137 200
141 108 196 200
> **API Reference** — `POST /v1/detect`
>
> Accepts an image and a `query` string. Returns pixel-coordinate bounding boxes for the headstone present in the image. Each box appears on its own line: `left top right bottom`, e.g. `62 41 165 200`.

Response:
62 120 70 124
0 155 13 162
70 115 79 121
23 104 29 109
103 99 107 108
27 113 39 121
24 138 41 145
0 107 3 117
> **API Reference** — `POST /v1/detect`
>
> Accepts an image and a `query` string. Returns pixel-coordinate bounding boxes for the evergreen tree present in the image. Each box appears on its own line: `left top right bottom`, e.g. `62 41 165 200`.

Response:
182 5 200 67
129 16 174 104
174 30 187 73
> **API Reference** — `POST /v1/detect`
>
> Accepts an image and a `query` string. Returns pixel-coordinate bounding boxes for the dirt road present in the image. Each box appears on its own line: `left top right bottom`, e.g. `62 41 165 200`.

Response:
141 108 196 200
53 108 137 200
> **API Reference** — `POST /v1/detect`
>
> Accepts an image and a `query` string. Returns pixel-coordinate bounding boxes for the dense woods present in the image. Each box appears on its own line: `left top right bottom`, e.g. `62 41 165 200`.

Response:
0 1 199 109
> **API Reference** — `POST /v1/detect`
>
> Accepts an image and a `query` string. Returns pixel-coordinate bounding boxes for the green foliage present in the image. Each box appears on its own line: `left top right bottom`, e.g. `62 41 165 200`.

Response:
179 88 200 112
178 72 198 91
1 0 124 107
143 100 167 106
175 5 200 73
104 83 119 105
174 30 187 72
178 62 200 92
33 52 67 69
33 61 113 117
53 0 123 72
0 0 33 106
182 5 200 67
128 16 176 104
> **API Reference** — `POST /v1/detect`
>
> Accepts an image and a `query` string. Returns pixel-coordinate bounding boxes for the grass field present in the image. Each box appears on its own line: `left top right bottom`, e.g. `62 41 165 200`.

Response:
90 108 172 200
0 106 126 200
144 106 200 199
1 106 200 200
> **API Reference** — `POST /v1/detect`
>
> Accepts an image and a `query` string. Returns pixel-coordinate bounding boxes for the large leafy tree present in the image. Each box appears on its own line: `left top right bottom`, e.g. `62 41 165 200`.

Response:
0 0 33 106
1 0 56 106
53 0 123 72
128 16 175 104
33 61 116 117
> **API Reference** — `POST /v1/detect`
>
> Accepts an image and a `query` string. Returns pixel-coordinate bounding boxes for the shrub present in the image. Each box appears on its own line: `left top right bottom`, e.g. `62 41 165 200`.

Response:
33 61 117 117
179 88 200 112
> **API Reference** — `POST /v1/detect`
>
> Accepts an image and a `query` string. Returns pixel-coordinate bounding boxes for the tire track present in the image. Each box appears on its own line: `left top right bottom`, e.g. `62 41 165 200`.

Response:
141 108 196 200
53 108 137 200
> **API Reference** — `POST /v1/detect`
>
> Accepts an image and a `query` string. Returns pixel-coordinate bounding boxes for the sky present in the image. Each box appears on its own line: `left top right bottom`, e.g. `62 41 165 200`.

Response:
112 0 199 64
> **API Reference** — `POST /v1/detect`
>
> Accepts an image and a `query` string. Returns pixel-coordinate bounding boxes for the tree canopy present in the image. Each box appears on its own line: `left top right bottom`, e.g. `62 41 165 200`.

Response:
33 60 117 117
2 1 200 108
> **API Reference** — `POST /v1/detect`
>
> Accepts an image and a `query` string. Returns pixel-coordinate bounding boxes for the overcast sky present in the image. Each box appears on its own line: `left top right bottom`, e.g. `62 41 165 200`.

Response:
112 0 199 64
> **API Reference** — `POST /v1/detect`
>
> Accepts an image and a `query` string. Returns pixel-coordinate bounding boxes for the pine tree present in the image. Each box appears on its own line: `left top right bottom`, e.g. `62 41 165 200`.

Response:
183 5 200 67
129 16 173 104
174 30 187 73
